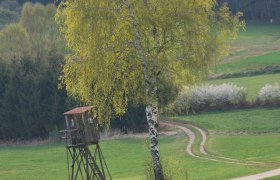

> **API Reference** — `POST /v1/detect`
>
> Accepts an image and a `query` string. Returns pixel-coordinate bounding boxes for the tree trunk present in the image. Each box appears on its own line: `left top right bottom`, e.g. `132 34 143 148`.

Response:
124 0 164 179
145 102 164 180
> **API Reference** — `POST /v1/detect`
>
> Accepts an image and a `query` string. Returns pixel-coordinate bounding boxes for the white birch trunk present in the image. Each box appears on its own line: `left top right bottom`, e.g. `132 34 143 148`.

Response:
145 102 164 180
124 0 164 179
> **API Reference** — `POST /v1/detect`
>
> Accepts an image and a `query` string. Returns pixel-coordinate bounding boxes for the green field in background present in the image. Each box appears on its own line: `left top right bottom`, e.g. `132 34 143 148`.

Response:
208 73 280 100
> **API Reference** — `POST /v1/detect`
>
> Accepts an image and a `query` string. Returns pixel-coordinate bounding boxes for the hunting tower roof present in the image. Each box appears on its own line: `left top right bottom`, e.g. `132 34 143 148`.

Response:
63 106 93 115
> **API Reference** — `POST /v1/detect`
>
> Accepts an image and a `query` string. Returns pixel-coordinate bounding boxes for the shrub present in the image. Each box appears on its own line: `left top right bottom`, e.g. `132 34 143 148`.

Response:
173 83 247 113
258 83 280 104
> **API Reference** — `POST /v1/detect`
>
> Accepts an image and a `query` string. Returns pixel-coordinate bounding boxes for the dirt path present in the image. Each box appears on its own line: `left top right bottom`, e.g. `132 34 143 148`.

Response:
161 122 219 161
161 121 270 165
231 168 280 180
161 120 280 179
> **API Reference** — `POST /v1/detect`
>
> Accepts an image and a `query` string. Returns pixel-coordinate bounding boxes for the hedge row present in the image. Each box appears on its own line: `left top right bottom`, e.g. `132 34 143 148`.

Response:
170 83 280 114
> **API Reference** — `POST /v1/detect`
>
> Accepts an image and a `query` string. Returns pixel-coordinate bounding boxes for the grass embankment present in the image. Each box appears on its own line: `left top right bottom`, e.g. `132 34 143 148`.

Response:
208 73 280 100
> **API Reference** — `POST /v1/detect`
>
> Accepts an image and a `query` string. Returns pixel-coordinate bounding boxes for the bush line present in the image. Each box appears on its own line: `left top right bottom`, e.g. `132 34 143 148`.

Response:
167 83 280 115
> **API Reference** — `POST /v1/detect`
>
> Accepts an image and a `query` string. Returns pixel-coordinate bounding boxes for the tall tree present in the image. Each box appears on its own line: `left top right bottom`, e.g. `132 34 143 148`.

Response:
0 24 31 63
20 2 63 62
56 0 243 178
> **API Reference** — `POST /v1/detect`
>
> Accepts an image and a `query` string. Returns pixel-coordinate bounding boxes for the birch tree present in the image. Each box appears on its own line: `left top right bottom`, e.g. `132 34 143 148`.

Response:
56 0 243 178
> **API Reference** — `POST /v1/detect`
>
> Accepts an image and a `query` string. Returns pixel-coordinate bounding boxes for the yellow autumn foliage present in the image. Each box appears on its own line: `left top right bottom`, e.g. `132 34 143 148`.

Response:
56 0 244 125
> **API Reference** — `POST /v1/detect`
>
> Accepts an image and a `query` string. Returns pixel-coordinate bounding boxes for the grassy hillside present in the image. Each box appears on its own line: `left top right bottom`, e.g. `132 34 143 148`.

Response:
223 23 280 63
214 51 280 74
172 108 280 134
208 73 280 100
210 23 280 76
207 23 280 102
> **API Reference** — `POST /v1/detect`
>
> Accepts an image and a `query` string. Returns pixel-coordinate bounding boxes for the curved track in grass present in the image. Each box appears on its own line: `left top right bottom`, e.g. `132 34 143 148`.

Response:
162 120 280 179
161 120 270 165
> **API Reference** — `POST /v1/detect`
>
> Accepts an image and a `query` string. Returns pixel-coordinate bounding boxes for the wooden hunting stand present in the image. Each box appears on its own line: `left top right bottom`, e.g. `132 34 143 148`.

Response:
61 106 111 180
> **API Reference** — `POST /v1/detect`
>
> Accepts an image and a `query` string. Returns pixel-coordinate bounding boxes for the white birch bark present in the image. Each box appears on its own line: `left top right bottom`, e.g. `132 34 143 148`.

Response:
124 0 164 179
145 102 164 180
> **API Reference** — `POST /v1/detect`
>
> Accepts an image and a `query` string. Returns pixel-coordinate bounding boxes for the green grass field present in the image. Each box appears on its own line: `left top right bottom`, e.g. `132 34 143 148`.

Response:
1 108 280 180
170 107 280 178
0 134 276 180
207 23 280 102
210 23 280 75
207 135 280 163
223 23 280 63
214 51 280 74
208 73 280 100
172 108 280 134
264 175 280 180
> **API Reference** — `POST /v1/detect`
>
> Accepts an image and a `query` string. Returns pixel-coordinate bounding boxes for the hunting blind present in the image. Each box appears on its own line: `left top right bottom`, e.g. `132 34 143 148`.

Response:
61 106 111 180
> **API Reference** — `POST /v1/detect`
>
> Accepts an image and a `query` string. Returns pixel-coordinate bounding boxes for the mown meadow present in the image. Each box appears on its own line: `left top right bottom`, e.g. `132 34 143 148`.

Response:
1 113 280 180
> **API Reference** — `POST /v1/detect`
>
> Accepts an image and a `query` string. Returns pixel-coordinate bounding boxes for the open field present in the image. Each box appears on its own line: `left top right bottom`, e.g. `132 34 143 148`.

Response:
172 108 280 134
207 23 280 101
210 23 280 75
0 135 276 180
214 51 280 74
208 73 280 100
1 107 280 180
171 107 280 166
170 107 280 179
207 135 280 163
222 23 280 63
